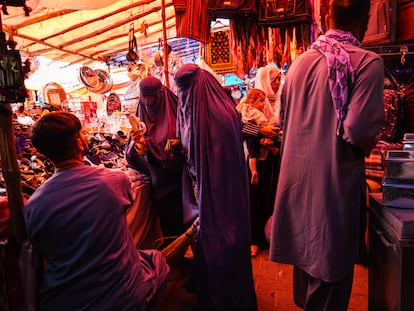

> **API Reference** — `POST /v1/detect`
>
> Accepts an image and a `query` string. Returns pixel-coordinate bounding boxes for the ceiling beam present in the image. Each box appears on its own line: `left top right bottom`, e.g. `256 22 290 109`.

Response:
6 30 101 63
38 0 158 42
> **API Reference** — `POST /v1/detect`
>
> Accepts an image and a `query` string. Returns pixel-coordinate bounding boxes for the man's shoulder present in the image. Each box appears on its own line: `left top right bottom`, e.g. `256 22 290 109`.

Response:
92 166 131 186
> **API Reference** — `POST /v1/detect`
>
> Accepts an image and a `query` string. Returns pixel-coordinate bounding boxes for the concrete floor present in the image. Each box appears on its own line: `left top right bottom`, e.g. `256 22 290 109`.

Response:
158 248 368 311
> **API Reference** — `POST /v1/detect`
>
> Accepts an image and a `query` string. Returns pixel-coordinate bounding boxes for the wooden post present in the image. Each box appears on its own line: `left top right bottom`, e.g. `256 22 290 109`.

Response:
0 104 26 248
161 0 170 88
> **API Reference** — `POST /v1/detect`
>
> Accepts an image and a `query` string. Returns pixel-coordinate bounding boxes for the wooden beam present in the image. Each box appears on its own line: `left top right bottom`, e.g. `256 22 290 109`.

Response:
39 0 158 42
11 9 76 29
74 14 175 53
9 31 101 63
89 23 176 59
58 7 162 49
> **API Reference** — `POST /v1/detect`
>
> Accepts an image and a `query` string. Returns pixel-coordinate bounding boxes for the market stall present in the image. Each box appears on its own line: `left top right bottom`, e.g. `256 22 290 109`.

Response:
0 0 414 309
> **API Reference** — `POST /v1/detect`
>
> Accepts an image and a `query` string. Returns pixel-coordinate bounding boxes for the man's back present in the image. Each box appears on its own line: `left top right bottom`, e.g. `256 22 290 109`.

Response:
270 41 384 282
24 165 168 310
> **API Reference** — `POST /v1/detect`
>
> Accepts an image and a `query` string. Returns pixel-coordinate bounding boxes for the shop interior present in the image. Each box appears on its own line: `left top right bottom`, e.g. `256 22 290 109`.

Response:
0 1 414 310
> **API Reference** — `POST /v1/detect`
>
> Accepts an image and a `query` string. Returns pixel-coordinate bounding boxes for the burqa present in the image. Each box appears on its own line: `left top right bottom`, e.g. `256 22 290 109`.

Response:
125 77 192 237
174 64 258 311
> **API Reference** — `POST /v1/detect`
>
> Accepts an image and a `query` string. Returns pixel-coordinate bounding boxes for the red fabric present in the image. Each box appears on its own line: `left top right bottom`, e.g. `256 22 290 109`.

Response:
175 0 210 43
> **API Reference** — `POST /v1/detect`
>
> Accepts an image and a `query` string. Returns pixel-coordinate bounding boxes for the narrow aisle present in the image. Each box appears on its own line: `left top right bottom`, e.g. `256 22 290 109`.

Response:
252 249 368 311
158 248 368 311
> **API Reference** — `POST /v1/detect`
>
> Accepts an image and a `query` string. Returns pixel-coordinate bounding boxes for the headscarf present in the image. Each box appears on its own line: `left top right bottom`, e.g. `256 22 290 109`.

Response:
139 76 162 96
137 76 179 168
311 29 361 135
254 64 282 125
174 63 257 310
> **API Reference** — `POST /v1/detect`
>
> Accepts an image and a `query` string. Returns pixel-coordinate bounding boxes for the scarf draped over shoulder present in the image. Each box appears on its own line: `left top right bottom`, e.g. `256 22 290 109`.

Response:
311 29 361 135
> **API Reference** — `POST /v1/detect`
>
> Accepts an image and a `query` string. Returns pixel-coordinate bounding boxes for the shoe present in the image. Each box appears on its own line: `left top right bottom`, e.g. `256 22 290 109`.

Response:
250 245 259 257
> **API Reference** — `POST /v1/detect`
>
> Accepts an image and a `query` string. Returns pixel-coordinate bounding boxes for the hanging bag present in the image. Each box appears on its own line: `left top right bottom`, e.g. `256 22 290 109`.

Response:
257 0 313 27
208 0 258 19
362 0 397 46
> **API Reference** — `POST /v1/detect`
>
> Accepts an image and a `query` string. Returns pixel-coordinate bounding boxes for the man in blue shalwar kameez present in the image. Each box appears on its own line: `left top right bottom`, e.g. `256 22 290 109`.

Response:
24 112 169 311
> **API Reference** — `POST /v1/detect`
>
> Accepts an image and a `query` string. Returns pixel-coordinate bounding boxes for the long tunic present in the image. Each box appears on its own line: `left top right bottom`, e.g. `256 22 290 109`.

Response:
24 165 169 311
269 44 384 282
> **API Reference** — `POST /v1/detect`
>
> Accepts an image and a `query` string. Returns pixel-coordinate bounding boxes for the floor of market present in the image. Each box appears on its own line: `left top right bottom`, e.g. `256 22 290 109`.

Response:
159 248 368 311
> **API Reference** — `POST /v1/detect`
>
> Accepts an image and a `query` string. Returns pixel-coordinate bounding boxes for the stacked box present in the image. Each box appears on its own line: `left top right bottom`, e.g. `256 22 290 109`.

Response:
403 133 414 150
383 149 414 208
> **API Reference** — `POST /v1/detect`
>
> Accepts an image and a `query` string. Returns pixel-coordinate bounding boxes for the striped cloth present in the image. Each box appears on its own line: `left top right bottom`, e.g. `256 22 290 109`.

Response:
174 0 211 43
242 122 261 137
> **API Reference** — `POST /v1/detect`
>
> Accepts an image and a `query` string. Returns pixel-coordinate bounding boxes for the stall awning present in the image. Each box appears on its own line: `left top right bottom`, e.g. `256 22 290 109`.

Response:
1 0 177 67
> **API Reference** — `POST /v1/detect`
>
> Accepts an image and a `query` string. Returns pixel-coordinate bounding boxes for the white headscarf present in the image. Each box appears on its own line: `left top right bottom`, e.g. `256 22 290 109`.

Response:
254 64 282 125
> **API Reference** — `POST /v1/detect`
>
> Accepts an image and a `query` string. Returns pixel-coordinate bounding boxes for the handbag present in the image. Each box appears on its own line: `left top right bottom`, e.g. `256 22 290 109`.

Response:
257 0 313 27
208 0 258 19
361 0 397 46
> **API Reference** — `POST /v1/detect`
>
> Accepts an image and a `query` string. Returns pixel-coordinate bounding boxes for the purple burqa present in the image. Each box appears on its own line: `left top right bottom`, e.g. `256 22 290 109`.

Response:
174 64 257 311
125 79 196 236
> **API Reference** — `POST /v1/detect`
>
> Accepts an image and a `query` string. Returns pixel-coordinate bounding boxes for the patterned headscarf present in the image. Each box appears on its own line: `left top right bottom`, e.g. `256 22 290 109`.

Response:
311 29 361 135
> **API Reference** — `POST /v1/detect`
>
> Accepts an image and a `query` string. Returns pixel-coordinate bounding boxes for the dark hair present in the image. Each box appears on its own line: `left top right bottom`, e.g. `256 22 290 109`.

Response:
30 112 82 162
331 0 370 30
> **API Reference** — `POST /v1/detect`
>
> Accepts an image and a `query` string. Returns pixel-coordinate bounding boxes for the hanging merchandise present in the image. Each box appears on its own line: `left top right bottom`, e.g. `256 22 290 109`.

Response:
106 93 121 116
127 63 147 82
398 1 414 43
208 0 258 19
257 0 313 27
42 82 66 108
174 0 210 44
366 44 414 135
378 89 405 142
79 66 113 94
0 0 31 16
362 0 397 46
126 23 139 63
0 49 27 103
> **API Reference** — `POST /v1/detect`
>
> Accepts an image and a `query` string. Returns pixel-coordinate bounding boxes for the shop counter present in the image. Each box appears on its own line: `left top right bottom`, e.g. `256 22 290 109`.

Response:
368 193 414 311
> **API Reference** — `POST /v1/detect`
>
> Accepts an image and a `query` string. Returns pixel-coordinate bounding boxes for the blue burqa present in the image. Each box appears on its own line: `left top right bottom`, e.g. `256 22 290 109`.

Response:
174 64 257 311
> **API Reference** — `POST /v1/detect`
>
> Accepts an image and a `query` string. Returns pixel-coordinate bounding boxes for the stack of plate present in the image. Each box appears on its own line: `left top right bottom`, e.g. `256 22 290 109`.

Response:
79 66 113 94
